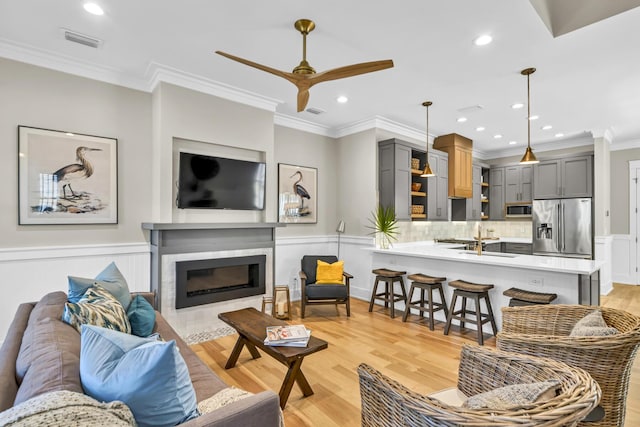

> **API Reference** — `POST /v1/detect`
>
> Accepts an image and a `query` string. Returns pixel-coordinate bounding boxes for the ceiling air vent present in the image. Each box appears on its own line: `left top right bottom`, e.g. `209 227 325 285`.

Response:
62 29 102 48
305 107 325 115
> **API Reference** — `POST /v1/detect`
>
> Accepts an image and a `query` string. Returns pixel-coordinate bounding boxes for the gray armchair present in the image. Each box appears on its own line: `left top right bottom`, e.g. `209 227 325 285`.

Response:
299 255 352 318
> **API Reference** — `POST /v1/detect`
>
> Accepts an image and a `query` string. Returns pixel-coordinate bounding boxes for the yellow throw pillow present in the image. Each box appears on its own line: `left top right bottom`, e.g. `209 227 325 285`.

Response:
316 260 344 284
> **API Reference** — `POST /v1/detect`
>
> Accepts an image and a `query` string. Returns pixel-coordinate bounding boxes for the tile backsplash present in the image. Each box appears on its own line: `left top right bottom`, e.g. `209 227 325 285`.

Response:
395 220 532 243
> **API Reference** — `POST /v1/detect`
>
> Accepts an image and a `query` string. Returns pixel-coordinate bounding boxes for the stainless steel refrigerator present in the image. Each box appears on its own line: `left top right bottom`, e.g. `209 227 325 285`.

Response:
532 198 593 259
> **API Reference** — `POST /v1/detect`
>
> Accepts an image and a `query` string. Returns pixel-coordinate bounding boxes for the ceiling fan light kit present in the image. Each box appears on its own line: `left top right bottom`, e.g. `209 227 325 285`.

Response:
216 19 394 112
519 67 539 164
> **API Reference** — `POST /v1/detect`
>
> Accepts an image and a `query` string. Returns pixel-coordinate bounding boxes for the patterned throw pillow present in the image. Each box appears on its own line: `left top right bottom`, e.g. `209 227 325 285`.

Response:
463 380 561 410
62 285 131 334
570 310 619 337
0 390 135 426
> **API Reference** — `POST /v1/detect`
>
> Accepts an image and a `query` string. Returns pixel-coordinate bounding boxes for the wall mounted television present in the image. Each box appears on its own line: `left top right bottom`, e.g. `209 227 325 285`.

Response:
177 152 266 210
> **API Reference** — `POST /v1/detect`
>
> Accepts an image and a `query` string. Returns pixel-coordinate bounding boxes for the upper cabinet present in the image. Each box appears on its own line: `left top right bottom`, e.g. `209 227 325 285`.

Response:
379 139 412 220
466 164 482 220
505 165 533 203
533 155 593 199
433 133 473 199
379 138 443 221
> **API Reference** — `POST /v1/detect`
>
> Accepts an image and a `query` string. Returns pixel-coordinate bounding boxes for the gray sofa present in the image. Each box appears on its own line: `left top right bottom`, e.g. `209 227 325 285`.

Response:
0 291 281 426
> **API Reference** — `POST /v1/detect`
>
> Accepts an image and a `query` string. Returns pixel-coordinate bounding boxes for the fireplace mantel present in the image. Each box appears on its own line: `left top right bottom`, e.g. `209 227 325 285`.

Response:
142 222 282 313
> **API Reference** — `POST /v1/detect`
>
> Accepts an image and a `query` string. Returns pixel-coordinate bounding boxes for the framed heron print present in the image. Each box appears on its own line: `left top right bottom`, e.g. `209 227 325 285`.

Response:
18 126 118 225
278 163 317 224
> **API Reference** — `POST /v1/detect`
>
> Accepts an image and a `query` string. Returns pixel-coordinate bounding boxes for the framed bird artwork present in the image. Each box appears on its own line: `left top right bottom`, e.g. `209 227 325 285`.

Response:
18 126 118 225
277 163 317 224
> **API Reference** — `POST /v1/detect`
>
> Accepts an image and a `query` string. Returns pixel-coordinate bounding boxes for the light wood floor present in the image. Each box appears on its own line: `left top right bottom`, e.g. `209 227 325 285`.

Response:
191 283 640 427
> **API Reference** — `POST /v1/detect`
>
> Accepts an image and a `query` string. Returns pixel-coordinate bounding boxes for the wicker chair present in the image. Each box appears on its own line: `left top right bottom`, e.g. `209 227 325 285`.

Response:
497 304 640 427
358 345 600 426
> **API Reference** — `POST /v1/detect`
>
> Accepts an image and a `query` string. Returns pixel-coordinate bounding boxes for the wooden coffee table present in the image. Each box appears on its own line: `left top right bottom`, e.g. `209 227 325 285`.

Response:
218 307 328 409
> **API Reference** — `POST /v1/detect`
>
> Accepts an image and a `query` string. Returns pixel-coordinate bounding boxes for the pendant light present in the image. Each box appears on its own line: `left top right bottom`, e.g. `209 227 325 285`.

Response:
519 67 539 164
420 101 435 177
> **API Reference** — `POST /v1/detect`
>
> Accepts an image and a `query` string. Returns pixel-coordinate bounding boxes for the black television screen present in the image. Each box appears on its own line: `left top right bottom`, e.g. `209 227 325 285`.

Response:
177 152 266 210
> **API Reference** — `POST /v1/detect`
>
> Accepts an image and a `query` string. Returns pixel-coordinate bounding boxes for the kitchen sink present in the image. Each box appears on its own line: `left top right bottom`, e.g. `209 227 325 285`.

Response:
458 251 519 258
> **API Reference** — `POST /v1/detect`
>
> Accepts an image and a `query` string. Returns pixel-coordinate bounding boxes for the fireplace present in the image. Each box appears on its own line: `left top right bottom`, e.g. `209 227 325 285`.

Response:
175 255 266 309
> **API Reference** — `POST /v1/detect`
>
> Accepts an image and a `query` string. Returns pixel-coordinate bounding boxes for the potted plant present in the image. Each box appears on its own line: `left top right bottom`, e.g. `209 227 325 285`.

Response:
367 205 399 249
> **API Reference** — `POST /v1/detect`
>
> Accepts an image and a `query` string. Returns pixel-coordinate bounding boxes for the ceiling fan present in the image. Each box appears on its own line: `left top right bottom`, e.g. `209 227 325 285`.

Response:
216 19 394 112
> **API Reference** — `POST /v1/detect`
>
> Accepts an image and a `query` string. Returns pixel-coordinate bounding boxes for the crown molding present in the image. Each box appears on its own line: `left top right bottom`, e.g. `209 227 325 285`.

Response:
333 115 426 141
145 62 281 112
273 114 334 137
0 38 148 90
481 132 595 159
610 138 640 151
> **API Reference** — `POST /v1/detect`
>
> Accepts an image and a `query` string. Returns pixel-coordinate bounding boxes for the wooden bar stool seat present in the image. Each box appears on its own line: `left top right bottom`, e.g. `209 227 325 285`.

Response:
402 273 448 330
444 279 497 345
369 268 407 319
503 287 558 307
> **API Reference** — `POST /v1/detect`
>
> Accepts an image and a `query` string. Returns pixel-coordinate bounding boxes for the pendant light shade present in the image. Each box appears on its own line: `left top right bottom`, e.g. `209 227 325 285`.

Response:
520 67 539 164
421 101 436 177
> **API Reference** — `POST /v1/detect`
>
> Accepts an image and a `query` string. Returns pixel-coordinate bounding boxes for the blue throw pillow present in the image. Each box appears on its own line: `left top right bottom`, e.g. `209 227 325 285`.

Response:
127 295 156 337
68 262 132 309
80 325 198 427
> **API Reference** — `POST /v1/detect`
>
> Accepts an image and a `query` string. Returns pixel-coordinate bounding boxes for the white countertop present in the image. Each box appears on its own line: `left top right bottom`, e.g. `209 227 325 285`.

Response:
365 241 602 275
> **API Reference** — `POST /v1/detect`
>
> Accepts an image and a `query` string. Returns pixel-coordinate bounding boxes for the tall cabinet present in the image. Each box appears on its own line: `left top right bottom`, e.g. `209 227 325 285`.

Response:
489 167 505 220
426 151 449 220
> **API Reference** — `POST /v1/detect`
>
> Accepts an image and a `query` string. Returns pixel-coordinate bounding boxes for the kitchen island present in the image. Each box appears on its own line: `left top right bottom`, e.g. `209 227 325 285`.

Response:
365 241 602 332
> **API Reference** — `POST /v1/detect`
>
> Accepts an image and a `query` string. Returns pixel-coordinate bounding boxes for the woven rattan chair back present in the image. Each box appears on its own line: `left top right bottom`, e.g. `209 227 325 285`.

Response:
358 344 600 426
497 304 640 427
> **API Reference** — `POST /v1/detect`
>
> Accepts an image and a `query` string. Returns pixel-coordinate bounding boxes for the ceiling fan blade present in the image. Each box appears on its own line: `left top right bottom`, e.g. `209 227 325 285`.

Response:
215 51 297 84
310 60 394 85
297 89 310 112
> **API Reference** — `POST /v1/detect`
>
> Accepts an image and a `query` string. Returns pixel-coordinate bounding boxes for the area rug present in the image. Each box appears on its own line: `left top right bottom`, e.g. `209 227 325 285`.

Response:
183 326 237 345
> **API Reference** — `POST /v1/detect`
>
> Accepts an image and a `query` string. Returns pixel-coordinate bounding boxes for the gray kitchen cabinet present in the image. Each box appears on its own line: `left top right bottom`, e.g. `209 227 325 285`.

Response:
504 242 533 255
489 167 505 220
378 139 412 220
427 151 449 220
484 242 501 252
505 165 533 203
466 164 482 220
533 155 593 199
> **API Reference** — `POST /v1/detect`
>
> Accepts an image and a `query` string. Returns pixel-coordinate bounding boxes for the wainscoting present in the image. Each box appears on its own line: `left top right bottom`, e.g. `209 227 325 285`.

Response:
612 234 636 285
0 243 149 341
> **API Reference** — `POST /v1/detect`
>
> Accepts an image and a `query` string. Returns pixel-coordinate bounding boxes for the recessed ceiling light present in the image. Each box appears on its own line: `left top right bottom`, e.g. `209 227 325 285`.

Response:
336 95 348 103
511 103 524 109
65 132 75 136
509 141 517 145
474 35 493 46
457 117 467 123
83 3 104 15
541 125 552 130
494 134 503 139
529 115 539 121
555 133 564 138
476 126 485 131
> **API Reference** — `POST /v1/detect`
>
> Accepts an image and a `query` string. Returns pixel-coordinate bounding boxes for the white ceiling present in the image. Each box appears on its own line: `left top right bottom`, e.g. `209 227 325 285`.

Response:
1 1 640 158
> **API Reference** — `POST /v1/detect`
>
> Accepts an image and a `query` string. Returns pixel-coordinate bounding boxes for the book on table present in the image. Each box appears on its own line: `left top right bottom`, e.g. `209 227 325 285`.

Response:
264 325 311 347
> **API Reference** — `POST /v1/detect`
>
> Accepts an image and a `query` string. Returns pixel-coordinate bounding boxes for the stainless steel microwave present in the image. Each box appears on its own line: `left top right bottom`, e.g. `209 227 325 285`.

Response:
505 203 532 218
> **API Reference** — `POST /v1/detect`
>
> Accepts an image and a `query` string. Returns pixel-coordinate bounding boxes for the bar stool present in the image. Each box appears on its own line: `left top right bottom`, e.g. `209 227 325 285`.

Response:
369 268 407 319
402 273 448 330
444 279 497 345
503 287 557 307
